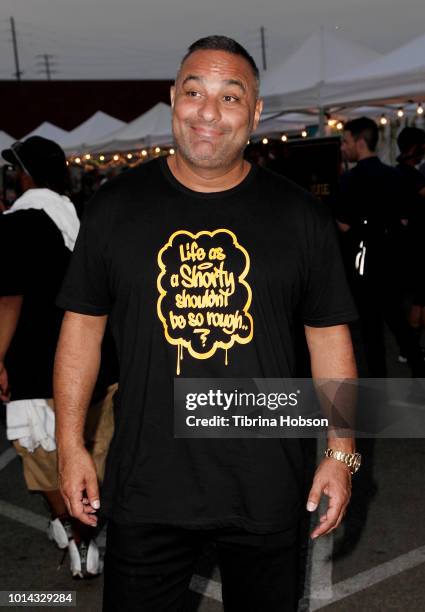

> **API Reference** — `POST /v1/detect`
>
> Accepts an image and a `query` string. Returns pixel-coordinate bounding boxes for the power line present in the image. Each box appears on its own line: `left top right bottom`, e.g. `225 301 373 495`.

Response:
10 17 23 81
35 53 57 80
260 26 267 72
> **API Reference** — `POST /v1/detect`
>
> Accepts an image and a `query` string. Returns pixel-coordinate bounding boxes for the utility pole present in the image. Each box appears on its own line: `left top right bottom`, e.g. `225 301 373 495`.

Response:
10 17 23 81
36 54 57 80
260 26 267 71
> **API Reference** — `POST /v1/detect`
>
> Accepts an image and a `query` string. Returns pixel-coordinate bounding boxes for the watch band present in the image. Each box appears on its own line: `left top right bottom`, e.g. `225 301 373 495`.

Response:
324 448 361 474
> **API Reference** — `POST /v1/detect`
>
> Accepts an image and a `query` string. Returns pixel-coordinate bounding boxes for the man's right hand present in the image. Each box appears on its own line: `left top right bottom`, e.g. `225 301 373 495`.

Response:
58 445 100 527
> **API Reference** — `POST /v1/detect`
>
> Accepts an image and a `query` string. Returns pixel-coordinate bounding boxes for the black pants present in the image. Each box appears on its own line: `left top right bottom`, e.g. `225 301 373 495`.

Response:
103 521 299 612
351 281 424 377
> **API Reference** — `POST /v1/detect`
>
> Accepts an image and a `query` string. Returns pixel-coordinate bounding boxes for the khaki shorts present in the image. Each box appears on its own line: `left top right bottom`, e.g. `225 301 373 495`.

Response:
13 384 117 492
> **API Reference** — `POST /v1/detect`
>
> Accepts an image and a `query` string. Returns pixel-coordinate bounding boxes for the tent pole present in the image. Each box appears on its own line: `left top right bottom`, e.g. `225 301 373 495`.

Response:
318 107 326 137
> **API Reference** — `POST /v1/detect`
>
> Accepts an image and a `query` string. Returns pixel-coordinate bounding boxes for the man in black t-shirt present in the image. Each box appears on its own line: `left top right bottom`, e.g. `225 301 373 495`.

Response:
55 36 358 611
334 117 424 377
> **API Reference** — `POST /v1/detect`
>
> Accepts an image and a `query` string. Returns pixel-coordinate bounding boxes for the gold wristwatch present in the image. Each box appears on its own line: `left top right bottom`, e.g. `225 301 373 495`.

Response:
324 448 362 475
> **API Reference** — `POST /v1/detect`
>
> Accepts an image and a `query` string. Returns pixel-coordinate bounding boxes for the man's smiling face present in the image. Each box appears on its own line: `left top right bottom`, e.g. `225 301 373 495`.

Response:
170 49 262 170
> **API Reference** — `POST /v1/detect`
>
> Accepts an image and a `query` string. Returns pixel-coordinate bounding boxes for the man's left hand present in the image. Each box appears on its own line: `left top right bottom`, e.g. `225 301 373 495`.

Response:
306 457 352 539
0 362 10 402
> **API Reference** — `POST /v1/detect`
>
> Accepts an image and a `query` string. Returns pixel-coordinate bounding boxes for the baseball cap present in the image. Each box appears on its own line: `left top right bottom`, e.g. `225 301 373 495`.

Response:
1 136 67 185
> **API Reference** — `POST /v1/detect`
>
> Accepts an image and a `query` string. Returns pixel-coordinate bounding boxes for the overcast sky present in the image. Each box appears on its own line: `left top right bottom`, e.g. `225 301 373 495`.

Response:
0 0 424 80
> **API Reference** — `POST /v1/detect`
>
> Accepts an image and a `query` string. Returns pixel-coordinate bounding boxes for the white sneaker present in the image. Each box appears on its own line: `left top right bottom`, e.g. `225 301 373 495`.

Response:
48 518 103 578
48 518 73 549
68 539 103 579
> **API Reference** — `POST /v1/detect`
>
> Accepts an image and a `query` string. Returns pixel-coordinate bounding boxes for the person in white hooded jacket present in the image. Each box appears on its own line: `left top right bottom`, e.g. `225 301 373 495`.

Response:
0 136 115 579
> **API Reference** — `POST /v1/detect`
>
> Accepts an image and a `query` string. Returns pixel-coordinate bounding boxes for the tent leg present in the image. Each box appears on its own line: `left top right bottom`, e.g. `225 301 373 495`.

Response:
318 107 326 137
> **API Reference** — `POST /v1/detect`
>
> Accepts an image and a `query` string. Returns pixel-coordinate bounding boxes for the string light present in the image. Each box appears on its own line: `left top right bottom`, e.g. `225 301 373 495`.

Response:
380 115 388 125
397 108 404 118
262 138 268 145
417 104 424 115
69 144 174 168
281 134 288 142
328 119 337 127
336 122 343 130
301 130 307 138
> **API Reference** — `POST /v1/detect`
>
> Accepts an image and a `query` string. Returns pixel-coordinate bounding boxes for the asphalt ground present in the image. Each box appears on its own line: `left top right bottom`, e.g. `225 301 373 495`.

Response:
0 329 424 611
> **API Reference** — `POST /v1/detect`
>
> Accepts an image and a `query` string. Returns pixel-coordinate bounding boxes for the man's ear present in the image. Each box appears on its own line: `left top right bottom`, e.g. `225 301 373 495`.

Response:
170 84 176 109
252 98 263 132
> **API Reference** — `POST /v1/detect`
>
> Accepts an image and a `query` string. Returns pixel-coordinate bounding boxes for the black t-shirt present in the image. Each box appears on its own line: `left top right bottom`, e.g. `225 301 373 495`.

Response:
396 163 425 195
396 163 425 225
334 156 409 283
0 209 71 400
57 157 356 533
396 163 425 297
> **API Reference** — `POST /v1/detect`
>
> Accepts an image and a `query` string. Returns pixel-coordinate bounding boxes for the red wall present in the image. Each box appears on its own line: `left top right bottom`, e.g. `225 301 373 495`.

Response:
0 80 173 138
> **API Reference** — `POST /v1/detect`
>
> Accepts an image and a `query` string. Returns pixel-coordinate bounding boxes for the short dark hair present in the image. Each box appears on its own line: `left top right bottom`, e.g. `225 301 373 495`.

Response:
344 117 379 152
179 35 260 93
397 126 425 153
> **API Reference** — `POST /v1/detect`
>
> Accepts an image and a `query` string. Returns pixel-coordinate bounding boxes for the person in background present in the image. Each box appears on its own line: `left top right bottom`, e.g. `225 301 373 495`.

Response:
0 136 116 579
334 117 424 377
396 126 425 359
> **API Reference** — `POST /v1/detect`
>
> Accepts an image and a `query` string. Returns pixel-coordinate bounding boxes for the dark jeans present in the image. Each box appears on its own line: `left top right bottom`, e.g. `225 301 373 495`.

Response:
103 521 300 612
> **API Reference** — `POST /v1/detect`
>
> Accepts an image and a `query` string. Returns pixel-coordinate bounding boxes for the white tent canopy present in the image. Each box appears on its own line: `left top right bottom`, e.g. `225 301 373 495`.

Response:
63 111 125 153
83 102 173 152
323 32 425 107
22 121 70 145
261 30 381 114
0 131 15 166
254 112 317 137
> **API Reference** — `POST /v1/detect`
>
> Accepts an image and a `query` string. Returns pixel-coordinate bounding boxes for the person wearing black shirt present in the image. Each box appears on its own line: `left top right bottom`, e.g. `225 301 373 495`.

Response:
334 117 423 377
0 136 115 579
55 36 358 611
396 127 425 346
